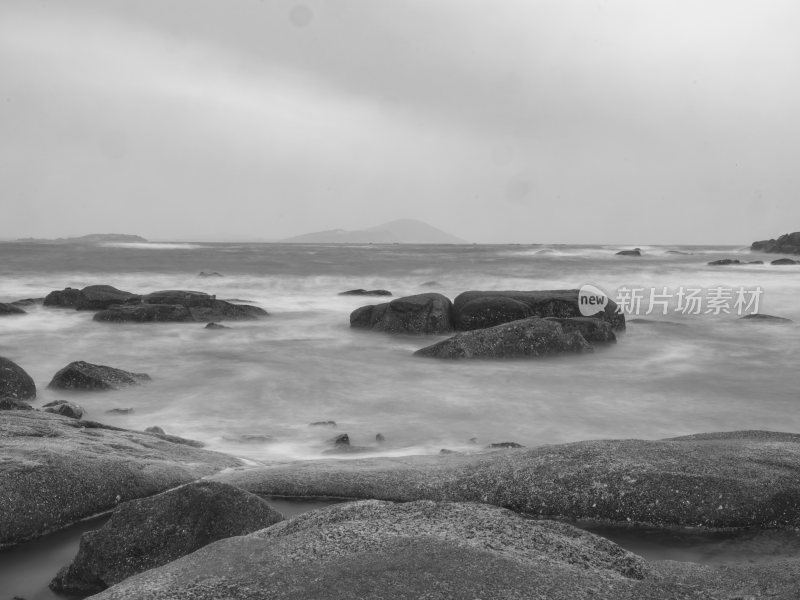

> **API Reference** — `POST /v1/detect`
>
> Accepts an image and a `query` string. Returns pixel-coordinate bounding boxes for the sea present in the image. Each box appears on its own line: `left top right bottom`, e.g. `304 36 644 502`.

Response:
2 240 799 463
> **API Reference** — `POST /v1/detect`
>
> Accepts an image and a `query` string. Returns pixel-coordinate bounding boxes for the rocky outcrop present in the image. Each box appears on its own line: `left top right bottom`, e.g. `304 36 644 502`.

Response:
89 500 655 600
0 411 241 547
94 290 267 323
414 317 592 359
43 287 81 308
47 361 151 391
616 248 641 256
452 290 625 331
0 357 36 400
339 289 392 296
751 231 800 254
75 285 141 310
43 400 85 419
0 302 26 315
214 430 800 530
51 481 283 596
350 293 453 334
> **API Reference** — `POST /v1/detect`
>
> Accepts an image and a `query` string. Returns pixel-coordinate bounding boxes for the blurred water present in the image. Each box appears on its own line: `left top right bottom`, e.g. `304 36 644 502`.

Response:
1 241 799 463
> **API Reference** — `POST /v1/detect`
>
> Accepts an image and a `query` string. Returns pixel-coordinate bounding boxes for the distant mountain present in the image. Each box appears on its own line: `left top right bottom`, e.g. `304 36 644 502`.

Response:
17 234 148 244
282 219 467 244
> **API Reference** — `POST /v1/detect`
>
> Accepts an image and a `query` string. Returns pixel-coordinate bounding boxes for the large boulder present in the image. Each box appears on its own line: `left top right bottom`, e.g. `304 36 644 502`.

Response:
75 285 141 310
51 481 284 596
751 231 800 254
47 361 151 391
214 430 800 530
0 356 36 400
43 287 81 308
350 293 453 334
94 290 267 323
88 500 655 600
452 290 625 331
0 302 26 315
0 411 241 547
414 317 592 359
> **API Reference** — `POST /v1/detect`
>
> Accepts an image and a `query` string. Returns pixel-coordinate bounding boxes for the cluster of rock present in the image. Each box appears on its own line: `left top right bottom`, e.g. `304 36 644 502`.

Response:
350 290 624 359
43 285 268 323
751 231 800 254
708 257 797 266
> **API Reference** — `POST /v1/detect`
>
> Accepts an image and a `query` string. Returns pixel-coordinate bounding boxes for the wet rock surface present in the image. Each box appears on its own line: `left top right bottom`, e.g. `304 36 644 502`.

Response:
0 302 26 315
0 356 37 400
350 293 453 334
47 361 151 391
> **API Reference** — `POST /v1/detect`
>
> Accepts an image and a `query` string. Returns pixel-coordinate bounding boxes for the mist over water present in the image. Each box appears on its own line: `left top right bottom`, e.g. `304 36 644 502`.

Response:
2 241 799 463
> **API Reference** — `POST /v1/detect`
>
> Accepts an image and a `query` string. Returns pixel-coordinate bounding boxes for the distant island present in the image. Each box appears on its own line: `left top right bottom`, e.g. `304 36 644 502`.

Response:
16 234 148 244
281 219 467 244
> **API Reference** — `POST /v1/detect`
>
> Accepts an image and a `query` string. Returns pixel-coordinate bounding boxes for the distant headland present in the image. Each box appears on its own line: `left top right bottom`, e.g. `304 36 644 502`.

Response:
281 219 467 244
15 234 148 244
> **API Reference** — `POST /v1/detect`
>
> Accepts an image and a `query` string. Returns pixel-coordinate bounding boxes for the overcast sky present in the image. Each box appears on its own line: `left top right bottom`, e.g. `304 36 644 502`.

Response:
1 0 799 243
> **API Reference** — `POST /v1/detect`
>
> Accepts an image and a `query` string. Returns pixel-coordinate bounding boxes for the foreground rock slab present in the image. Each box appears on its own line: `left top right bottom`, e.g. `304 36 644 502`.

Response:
214 430 800 530
47 361 151 391
414 317 592 359
91 500 654 600
0 411 241 547
52 481 284 596
0 356 36 400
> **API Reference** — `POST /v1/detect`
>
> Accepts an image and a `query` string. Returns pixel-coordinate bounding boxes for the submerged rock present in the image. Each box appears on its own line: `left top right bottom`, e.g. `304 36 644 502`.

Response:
51 481 283 596
0 411 241 547
204 322 228 329
43 400 85 419
452 290 625 332
144 426 166 435
739 314 794 324
197 271 224 277
87 500 653 600
0 302 26 315
0 357 36 400
414 317 592 359
47 361 151 391
338 289 392 296
309 420 337 427
350 293 453 334
771 258 799 265
616 248 641 256
708 258 741 265
105 408 134 415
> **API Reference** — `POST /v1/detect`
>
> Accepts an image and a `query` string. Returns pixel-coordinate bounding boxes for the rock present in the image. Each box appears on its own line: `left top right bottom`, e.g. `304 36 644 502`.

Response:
0 411 241 547
214 430 800 530
708 258 741 265
329 433 350 446
43 400 85 419
87 500 654 600
75 285 141 311
0 397 34 410
414 317 592 359
665 250 691 255
105 408 134 415
739 314 794 324
452 290 625 332
487 442 525 449
771 258 799 265
94 304 193 323
350 293 453 334
197 271 224 277
221 433 274 444
47 361 151 391
43 287 81 308
50 481 283 596
0 302 26 315
309 421 337 427
751 231 800 255
204 322 228 329
375 433 386 443
451 295 531 330
144 426 165 435
0 357 37 401
11 297 43 306
338 289 392 296
616 248 641 256
543 317 617 343
420 280 441 287
747 260 764 264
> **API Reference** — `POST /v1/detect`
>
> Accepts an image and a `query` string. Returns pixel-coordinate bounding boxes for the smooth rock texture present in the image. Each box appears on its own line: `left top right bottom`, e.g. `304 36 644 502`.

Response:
75 285 141 310
771 258 799 265
0 411 241 547
0 302 26 315
90 500 653 600
47 361 151 391
0 356 36 400
414 317 592 359
350 293 453 334
452 290 625 331
214 431 800 530
51 481 284 595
